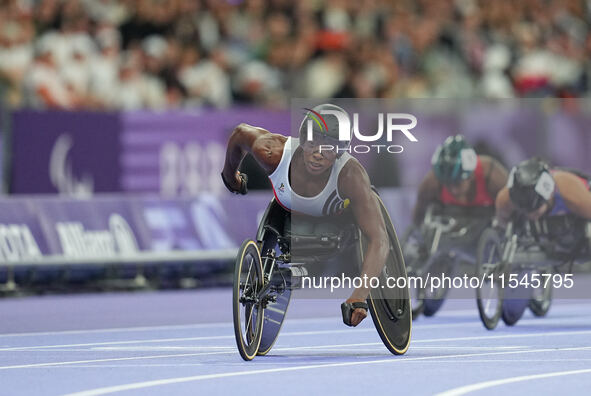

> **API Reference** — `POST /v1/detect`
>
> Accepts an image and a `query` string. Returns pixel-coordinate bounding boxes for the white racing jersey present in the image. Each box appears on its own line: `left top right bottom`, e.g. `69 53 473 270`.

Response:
268 137 352 216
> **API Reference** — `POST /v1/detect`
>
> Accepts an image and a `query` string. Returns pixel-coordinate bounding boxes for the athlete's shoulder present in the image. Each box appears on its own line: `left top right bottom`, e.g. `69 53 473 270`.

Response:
340 156 367 179
479 155 501 169
250 131 289 174
338 157 371 196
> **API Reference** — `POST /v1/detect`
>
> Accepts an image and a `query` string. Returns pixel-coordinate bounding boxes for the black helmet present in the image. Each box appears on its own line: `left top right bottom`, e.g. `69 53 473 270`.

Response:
299 104 352 157
508 158 555 212
431 135 477 185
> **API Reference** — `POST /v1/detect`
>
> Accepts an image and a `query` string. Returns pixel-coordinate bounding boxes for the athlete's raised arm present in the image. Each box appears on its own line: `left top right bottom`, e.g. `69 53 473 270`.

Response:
494 187 515 226
221 123 287 193
482 156 509 199
412 171 440 226
339 160 390 326
555 171 591 220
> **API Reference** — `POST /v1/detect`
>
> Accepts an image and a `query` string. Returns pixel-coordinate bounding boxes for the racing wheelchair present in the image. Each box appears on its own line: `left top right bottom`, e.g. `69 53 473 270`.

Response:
232 192 412 360
402 204 495 319
475 213 590 330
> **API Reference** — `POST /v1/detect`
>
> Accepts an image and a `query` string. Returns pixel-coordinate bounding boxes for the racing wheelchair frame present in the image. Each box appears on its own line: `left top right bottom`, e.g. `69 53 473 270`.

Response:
232 192 412 360
403 204 495 319
475 214 590 330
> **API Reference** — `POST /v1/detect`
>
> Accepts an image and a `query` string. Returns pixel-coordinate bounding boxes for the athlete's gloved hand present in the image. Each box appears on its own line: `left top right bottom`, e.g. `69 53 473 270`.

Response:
221 171 248 195
341 299 368 327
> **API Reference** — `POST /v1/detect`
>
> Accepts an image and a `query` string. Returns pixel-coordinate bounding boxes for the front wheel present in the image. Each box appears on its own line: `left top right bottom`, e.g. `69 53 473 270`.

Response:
233 240 265 361
501 270 531 326
422 255 455 317
401 226 426 319
529 269 553 317
476 228 504 330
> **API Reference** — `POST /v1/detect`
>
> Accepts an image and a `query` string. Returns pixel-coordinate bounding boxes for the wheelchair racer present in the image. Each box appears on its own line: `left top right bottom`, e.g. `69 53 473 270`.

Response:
412 135 508 227
221 104 390 327
496 157 591 225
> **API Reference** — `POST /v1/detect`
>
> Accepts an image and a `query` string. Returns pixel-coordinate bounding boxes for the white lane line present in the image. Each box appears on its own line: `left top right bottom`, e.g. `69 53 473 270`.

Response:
0 317 340 338
4 308 590 351
0 316 469 340
3 324 591 353
415 359 591 363
0 324 230 338
435 368 591 396
0 341 407 370
0 352 232 370
0 329 373 351
2 341 590 372
0 341 505 370
412 329 591 344
410 346 526 350
431 302 591 318
0 321 486 352
92 346 234 351
93 345 526 352
2 301 590 338
29 358 591 369
59 346 591 396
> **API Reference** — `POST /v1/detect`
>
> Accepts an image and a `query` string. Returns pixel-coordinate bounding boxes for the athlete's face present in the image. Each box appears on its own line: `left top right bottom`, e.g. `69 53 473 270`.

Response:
301 141 337 175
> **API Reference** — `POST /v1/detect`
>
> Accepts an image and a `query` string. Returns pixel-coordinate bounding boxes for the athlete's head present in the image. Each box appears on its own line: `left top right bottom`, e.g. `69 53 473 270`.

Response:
508 158 555 220
298 104 352 175
432 135 477 196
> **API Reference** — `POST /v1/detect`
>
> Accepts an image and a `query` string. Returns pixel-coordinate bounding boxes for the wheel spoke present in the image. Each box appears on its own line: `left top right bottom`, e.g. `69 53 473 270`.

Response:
245 303 255 338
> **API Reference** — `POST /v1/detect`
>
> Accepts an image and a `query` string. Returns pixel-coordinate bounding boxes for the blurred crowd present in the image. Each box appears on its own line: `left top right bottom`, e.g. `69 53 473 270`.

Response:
0 0 590 110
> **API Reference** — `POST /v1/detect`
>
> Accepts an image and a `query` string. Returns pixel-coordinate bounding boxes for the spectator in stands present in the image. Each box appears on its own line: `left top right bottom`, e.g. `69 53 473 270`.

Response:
23 35 76 109
1 0 591 110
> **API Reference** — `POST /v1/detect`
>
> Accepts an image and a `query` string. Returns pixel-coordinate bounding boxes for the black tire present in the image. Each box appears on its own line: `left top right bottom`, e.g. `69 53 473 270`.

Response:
233 239 265 361
254 199 292 355
501 270 531 326
422 255 455 317
529 270 553 317
363 194 412 355
256 233 292 356
502 295 529 326
401 226 425 319
410 285 425 320
475 228 504 330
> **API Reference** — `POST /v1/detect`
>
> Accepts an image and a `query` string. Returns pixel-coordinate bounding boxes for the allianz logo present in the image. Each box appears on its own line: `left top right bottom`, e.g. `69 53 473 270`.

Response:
0 224 42 261
56 214 139 258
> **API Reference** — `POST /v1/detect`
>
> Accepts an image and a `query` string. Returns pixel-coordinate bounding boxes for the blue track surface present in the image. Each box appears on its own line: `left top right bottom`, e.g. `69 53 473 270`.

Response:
1 288 591 396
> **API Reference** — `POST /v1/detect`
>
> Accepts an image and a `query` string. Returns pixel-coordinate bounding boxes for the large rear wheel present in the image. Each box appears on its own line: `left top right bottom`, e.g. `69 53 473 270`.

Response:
364 194 412 355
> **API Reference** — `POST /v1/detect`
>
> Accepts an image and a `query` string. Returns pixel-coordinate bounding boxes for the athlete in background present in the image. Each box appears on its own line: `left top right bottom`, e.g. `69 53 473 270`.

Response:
412 135 508 225
496 157 591 225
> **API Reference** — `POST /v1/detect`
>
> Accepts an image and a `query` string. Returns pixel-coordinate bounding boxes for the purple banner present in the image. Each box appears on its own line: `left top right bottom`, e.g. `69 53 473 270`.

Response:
0 189 414 262
7 102 591 196
0 192 270 261
10 110 121 195
0 200 50 261
0 102 4 193
120 109 289 195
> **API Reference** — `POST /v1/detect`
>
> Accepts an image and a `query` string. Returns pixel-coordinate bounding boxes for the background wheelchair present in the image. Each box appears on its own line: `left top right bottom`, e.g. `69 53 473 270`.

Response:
475 214 590 330
402 204 494 319
232 192 412 361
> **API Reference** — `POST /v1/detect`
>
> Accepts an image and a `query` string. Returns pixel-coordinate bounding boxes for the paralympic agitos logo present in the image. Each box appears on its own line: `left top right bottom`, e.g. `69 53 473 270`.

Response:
302 105 418 154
